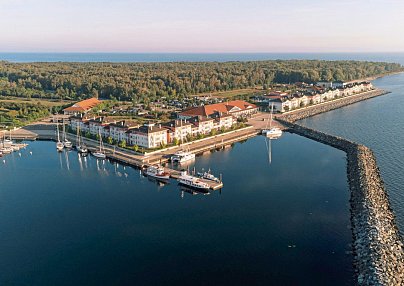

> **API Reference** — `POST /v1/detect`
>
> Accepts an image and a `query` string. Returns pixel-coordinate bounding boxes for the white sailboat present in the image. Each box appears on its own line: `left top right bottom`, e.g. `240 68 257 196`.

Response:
62 122 72 148
92 129 106 159
56 123 64 151
75 125 88 153
262 103 282 138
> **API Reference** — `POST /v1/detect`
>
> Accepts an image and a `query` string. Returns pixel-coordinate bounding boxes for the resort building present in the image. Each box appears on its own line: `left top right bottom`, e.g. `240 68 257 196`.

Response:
129 123 168 149
178 100 258 120
109 121 138 143
63 98 101 116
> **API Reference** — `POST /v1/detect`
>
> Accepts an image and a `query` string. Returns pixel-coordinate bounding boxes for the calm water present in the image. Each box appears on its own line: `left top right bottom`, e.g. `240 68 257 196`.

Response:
0 134 353 285
300 72 404 234
0 52 404 63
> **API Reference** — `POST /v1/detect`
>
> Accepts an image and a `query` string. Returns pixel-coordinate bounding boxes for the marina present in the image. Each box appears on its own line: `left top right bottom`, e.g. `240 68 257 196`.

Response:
0 134 353 285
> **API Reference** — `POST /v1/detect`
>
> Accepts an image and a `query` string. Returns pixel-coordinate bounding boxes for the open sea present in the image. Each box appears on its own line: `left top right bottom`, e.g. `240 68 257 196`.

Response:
0 52 404 63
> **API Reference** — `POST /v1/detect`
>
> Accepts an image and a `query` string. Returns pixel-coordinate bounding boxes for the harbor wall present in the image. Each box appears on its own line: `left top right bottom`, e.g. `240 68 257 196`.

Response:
278 119 404 285
277 89 389 123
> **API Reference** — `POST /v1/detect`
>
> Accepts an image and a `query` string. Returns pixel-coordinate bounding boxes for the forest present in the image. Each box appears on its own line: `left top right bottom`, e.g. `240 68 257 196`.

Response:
0 60 401 103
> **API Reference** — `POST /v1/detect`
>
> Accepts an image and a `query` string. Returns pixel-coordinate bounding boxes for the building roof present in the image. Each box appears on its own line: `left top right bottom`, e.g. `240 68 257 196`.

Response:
64 98 101 113
131 124 167 135
180 100 257 117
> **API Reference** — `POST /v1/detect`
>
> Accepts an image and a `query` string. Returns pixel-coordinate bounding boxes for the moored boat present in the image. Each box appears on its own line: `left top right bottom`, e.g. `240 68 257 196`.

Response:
178 170 210 191
171 150 195 163
143 165 170 180
262 103 283 138
197 170 220 183
92 129 106 159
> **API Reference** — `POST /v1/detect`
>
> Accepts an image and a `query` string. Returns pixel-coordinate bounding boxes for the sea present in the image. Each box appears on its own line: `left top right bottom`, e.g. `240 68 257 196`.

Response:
0 52 404 63
0 136 353 285
1 52 404 285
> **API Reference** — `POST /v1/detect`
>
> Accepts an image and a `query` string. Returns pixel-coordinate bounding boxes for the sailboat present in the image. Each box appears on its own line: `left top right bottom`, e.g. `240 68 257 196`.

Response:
92 129 106 159
75 125 88 154
62 122 72 148
262 103 282 138
56 123 64 151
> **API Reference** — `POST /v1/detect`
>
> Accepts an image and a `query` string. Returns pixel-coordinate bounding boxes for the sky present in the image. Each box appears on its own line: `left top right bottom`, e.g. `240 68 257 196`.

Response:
0 0 404 53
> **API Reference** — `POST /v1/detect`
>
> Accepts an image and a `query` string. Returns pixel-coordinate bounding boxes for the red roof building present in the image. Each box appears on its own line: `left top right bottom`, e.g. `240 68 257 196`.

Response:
178 100 258 119
63 98 101 115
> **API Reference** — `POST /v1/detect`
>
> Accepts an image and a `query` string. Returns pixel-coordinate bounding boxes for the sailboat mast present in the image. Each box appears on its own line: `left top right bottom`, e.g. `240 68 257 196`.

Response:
270 103 274 129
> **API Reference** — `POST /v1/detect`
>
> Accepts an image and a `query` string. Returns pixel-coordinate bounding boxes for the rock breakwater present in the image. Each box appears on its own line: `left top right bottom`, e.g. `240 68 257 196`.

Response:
278 119 404 285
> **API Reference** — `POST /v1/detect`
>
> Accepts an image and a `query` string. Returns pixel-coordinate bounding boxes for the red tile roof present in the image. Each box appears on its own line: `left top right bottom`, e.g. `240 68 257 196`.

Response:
180 100 257 117
64 98 101 113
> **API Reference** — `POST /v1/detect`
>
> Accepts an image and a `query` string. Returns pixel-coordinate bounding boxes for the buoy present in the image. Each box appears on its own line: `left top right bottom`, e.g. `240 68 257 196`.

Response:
29 151 33 155
125 173 128 177
123 166 126 170
18 153 22 157
2 160 5 164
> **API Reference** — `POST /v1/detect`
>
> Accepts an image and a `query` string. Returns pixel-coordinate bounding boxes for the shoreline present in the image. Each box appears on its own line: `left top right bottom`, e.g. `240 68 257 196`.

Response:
276 89 404 284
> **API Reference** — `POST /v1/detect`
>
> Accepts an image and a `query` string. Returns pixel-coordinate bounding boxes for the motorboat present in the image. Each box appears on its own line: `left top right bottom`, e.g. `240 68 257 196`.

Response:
197 170 220 183
143 165 170 180
171 150 195 163
178 170 210 191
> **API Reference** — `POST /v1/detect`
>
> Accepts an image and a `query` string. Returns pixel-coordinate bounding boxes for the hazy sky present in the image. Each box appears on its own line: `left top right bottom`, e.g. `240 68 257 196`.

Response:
1 0 404 52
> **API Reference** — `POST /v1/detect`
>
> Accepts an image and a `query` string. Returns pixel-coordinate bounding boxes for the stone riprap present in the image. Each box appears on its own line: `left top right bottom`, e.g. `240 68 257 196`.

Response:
277 89 389 123
277 119 404 285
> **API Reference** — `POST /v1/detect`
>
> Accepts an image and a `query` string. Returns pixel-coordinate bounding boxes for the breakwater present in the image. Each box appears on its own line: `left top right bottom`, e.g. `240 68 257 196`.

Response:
277 118 404 285
277 89 389 123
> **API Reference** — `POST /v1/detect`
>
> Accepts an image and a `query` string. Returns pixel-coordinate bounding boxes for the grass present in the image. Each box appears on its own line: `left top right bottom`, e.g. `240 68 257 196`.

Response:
0 97 73 107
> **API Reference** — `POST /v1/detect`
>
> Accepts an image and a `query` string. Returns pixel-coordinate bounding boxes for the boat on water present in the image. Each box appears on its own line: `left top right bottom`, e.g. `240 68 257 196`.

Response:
62 123 72 148
171 150 195 163
178 170 210 191
1 132 14 154
75 125 88 153
143 165 170 181
197 170 221 183
56 123 64 151
92 130 106 159
262 103 283 138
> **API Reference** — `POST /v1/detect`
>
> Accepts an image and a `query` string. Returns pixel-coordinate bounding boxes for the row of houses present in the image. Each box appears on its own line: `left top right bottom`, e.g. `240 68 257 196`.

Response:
268 81 373 112
69 100 257 149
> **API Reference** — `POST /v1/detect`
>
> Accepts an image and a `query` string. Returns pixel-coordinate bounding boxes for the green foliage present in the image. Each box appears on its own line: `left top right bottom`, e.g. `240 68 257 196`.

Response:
107 136 113 145
119 139 126 148
0 60 401 102
173 137 179 146
133 144 139 152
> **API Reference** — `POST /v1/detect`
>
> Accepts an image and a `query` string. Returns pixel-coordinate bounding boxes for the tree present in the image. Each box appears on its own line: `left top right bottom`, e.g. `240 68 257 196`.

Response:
173 138 179 146
107 136 113 145
133 144 139 152
119 139 126 148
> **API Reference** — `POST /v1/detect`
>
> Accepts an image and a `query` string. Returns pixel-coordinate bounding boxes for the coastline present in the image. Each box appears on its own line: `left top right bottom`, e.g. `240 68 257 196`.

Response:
276 89 404 285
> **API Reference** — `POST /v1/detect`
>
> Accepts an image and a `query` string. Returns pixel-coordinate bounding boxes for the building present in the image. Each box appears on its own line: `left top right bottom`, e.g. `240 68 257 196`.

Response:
109 121 138 143
129 123 168 148
162 120 193 143
178 100 258 120
63 98 101 116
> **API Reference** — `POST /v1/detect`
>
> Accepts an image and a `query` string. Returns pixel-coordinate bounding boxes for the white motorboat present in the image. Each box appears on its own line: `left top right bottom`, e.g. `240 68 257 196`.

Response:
178 170 210 191
197 170 220 183
0 147 13 154
171 150 195 163
143 165 170 180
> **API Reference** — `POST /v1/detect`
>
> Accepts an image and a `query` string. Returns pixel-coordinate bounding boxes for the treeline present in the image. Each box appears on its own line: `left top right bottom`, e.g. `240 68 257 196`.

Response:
0 101 52 127
0 60 401 102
